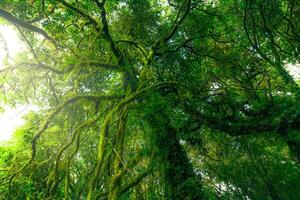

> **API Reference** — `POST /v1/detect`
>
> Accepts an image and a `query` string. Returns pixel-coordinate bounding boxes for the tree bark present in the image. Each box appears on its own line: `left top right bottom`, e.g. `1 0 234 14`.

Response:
148 113 204 200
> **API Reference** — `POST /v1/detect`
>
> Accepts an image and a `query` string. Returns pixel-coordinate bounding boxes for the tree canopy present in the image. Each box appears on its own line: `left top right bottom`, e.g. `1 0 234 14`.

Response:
0 0 299 199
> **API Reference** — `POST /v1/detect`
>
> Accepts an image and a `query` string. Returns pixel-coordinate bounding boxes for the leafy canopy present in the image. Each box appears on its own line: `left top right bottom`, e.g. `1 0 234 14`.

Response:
0 0 299 199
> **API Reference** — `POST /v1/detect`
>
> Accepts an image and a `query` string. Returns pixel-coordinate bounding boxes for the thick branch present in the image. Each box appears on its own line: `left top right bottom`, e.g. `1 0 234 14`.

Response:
116 40 147 59
163 0 192 43
188 104 300 161
48 117 98 195
20 62 64 74
15 60 120 75
58 0 99 31
93 0 123 61
87 81 187 199
0 8 55 42
118 169 151 196
19 93 124 175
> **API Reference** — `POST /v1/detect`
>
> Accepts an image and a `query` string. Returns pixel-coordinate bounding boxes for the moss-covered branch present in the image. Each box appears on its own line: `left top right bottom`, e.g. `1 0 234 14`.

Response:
0 8 55 43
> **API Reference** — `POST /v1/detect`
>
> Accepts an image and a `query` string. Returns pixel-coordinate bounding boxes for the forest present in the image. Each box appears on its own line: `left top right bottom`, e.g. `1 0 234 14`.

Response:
0 0 299 199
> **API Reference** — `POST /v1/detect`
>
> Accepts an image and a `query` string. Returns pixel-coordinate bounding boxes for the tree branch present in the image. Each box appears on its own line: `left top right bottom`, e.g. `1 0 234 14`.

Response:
118 169 151 196
243 0 298 88
78 61 121 71
152 0 193 52
93 0 123 62
58 0 100 31
0 8 55 43
14 93 124 180
20 62 64 74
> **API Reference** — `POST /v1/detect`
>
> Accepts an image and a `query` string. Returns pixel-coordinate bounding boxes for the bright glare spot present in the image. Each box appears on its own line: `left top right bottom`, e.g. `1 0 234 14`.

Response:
0 25 29 143
204 0 219 7
0 25 25 69
286 63 300 80
159 0 169 6
0 105 39 142
0 106 25 142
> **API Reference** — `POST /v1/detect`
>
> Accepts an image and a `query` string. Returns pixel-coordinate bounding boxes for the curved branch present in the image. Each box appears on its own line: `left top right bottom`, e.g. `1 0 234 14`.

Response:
2 60 121 76
116 40 147 59
9 93 124 184
58 0 99 31
118 169 151 196
48 117 98 195
77 61 121 71
162 0 192 43
87 81 188 199
243 1 297 88
0 8 55 43
152 0 193 51
93 0 123 62
20 62 64 74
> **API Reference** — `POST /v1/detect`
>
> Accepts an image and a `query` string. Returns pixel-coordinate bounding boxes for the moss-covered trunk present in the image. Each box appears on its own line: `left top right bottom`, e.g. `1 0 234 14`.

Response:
148 113 204 200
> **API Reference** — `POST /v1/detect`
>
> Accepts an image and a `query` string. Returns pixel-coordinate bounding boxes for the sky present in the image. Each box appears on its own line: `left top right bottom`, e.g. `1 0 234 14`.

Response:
0 25 25 67
286 63 300 80
0 25 27 142
0 105 27 141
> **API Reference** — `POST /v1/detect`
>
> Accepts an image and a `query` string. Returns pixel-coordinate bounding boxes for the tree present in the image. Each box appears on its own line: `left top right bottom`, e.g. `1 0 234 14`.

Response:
0 0 299 199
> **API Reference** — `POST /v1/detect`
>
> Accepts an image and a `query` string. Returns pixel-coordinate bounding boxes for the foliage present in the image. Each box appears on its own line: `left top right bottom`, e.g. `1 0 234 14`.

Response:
0 0 299 199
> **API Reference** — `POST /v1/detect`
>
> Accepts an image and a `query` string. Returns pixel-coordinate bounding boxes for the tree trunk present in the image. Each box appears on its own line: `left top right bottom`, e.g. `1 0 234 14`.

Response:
148 113 204 200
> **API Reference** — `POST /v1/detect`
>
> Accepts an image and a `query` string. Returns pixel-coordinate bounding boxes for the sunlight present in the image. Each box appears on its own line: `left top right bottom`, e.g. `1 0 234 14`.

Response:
286 63 300 80
0 106 26 142
0 25 25 68
0 25 27 142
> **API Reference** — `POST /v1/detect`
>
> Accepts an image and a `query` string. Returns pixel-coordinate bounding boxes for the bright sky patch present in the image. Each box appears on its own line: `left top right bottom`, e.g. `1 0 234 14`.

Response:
0 25 27 142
